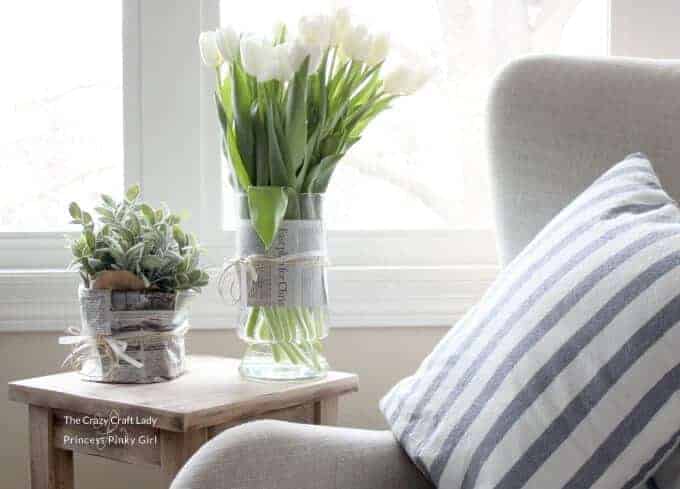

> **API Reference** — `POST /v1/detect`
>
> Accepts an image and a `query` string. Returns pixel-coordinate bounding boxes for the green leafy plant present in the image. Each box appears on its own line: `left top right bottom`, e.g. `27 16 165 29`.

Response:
67 185 210 292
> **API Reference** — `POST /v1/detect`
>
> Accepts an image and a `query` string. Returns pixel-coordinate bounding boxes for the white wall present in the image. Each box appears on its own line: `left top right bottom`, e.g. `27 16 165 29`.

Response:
1 327 446 489
611 0 680 58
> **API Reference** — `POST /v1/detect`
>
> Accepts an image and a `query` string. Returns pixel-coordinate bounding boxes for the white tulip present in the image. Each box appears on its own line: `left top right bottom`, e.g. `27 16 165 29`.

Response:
216 26 240 63
271 20 286 42
383 64 431 95
298 14 332 49
330 7 351 45
340 24 371 62
274 43 296 81
288 40 322 74
366 33 390 66
285 41 306 74
274 41 322 82
198 31 223 67
240 36 277 82
305 44 323 73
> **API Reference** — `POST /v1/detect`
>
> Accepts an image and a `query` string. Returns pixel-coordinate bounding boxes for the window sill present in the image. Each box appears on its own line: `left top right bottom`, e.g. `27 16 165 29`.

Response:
0 265 498 331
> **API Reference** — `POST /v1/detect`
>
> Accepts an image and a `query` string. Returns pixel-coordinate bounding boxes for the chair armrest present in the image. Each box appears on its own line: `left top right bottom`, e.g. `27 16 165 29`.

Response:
170 420 433 489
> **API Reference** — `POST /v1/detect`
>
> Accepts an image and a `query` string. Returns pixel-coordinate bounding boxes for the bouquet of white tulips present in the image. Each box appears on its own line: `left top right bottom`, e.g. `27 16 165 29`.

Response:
200 8 428 247
200 9 428 380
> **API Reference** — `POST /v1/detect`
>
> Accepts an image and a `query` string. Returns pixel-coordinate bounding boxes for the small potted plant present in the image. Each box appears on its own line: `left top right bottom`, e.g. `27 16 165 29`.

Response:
61 185 209 383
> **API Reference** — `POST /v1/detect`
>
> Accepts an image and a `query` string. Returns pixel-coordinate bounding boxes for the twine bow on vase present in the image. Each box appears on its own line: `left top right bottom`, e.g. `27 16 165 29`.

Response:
217 251 329 304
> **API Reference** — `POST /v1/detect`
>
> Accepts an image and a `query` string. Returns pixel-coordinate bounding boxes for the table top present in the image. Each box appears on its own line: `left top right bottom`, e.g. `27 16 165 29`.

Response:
8 355 359 432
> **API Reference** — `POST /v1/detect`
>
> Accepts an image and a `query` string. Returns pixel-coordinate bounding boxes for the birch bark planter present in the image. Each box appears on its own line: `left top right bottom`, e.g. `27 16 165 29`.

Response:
64 287 194 383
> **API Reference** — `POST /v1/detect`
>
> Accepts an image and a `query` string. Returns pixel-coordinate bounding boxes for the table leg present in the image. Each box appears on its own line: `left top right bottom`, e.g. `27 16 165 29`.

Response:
314 397 339 426
29 405 74 489
160 428 208 488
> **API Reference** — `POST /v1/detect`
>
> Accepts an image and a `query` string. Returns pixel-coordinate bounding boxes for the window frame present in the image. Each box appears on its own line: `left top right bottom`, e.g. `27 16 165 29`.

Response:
0 0 142 270
197 0 497 269
0 0 500 270
8 0 659 329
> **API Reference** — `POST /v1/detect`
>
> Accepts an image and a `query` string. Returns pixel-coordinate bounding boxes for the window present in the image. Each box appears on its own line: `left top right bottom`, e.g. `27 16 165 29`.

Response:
213 0 616 237
218 0 470 231
0 1 123 232
0 0 615 268
2 0 654 328
560 0 610 55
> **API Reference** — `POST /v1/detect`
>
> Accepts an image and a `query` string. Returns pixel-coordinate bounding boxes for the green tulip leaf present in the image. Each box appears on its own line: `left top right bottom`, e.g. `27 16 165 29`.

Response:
247 186 289 250
285 57 309 179
231 61 255 180
219 77 233 121
252 104 269 186
266 102 289 186
303 154 344 193
215 93 229 133
227 122 252 191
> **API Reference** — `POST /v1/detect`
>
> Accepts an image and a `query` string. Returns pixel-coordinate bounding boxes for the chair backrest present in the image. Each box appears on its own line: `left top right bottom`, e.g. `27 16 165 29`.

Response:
487 55 680 266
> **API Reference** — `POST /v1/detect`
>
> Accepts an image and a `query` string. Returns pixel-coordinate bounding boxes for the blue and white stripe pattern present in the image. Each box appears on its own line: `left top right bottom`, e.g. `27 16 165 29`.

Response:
381 154 680 489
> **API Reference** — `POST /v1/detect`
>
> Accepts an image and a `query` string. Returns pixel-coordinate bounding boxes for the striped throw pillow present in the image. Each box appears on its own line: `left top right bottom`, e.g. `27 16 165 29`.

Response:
381 154 680 489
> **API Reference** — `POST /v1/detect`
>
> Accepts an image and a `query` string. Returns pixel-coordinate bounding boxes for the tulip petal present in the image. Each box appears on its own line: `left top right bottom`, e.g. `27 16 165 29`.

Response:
199 31 223 67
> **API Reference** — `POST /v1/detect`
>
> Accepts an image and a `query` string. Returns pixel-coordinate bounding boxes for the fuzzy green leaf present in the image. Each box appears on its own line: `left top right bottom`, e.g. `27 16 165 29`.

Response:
84 230 96 251
68 202 82 220
126 242 145 258
166 214 180 225
101 194 115 207
172 225 186 247
128 213 141 235
140 204 155 224
141 255 163 269
94 206 114 220
125 184 140 202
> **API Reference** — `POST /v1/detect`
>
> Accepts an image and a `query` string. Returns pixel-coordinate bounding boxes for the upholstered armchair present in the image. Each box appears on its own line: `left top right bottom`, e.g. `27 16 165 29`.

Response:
171 55 680 489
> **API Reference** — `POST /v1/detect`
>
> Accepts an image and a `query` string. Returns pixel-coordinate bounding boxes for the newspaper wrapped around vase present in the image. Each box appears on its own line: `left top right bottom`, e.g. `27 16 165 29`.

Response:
222 193 330 381
60 286 194 383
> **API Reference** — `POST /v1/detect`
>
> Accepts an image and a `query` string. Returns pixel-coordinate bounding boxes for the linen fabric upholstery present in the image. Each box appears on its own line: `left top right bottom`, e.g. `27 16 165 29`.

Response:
487 56 680 266
169 55 680 489
381 154 680 489
170 420 432 489
487 55 680 489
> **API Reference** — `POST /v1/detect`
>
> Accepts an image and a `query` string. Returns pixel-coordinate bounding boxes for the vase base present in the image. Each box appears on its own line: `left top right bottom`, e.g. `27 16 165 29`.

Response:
239 343 328 382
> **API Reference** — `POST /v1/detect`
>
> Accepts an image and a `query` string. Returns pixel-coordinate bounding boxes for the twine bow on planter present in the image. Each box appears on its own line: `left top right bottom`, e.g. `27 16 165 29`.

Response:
59 326 144 376
59 321 191 381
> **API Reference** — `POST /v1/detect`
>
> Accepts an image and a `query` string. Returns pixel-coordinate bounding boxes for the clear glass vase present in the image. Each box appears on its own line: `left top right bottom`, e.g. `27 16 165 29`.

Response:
235 193 330 381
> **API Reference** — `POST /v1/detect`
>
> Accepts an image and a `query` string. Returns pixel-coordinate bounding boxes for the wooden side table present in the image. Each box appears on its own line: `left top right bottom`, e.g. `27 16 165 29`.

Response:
8 355 359 489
